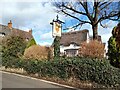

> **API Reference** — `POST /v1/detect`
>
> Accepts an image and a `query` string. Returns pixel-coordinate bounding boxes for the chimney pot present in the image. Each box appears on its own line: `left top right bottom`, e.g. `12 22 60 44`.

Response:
29 29 32 34
8 20 12 29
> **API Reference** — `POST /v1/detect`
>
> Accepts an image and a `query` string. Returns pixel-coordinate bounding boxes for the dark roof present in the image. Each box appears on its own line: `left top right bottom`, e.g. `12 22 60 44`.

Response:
60 29 89 46
0 24 11 35
0 24 33 40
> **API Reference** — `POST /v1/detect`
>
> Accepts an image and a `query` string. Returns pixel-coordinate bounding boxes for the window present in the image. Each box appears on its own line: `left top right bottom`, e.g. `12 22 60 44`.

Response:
66 49 77 57
26 38 29 41
0 32 5 37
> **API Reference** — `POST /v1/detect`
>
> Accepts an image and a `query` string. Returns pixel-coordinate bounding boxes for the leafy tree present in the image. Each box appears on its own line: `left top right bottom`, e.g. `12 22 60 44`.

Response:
53 0 119 39
2 36 26 67
108 23 120 68
113 23 120 48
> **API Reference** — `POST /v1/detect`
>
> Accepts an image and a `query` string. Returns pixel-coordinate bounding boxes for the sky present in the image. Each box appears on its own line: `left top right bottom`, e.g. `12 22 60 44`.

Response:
0 0 118 50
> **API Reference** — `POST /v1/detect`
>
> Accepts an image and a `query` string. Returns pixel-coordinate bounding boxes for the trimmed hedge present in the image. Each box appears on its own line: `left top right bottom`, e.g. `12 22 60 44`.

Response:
2 57 120 87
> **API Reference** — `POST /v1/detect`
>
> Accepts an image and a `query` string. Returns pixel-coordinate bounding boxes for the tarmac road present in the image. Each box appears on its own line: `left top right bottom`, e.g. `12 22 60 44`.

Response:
1 71 76 90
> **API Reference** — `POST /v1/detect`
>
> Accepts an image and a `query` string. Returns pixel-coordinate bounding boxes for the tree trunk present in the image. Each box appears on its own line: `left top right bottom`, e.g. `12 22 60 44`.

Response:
92 1 99 40
92 24 98 40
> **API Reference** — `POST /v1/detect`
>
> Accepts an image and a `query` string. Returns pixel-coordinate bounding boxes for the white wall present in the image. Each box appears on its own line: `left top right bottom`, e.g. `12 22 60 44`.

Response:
60 44 80 55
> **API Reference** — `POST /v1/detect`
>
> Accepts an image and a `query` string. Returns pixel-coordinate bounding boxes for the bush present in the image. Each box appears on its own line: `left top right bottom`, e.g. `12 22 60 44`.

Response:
24 45 53 60
79 40 105 59
108 23 120 68
2 55 120 87
2 36 26 68
73 58 120 87
22 57 120 87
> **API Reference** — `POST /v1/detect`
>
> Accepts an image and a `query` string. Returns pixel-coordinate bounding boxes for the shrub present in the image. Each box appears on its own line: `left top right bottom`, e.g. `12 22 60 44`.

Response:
22 57 120 87
2 36 26 68
79 40 105 59
112 23 120 47
72 58 120 87
108 23 120 68
2 54 120 87
24 45 53 60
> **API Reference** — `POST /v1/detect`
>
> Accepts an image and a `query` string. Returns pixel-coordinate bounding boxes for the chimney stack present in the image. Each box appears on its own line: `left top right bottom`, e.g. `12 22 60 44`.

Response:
29 29 32 34
8 20 12 29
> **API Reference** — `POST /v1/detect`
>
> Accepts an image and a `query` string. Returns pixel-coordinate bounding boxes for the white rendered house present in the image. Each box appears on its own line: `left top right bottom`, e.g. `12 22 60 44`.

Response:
60 29 90 57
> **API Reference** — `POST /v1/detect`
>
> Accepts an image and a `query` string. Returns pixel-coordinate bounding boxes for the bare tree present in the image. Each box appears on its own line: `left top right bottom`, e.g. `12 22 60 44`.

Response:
52 0 119 39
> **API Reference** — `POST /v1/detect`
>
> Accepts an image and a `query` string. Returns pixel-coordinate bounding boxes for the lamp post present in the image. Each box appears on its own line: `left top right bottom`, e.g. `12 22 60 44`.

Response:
50 15 64 59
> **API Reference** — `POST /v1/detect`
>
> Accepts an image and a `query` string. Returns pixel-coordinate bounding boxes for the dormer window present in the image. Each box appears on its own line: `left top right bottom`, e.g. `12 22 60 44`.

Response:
0 32 5 37
60 44 64 48
26 38 29 41
70 44 74 47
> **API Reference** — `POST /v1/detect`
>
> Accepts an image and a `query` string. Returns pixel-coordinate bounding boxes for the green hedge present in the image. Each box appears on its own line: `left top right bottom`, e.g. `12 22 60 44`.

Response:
2 57 120 87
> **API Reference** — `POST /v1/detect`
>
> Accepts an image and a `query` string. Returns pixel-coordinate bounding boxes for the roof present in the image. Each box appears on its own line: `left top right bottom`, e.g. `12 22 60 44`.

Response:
0 24 11 35
0 24 33 40
11 28 33 40
60 29 89 46
89 35 102 42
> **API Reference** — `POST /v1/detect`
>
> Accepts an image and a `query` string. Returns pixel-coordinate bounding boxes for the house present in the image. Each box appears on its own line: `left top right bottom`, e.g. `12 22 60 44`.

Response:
0 20 33 44
60 29 103 57
60 29 90 57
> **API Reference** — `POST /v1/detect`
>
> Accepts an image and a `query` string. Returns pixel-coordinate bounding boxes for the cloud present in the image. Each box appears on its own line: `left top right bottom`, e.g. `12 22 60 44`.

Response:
40 31 52 40
80 23 92 35
98 21 118 42
0 1 118 47
0 0 50 2
1 2 56 28
33 30 54 45
0 2 60 45
39 42 52 46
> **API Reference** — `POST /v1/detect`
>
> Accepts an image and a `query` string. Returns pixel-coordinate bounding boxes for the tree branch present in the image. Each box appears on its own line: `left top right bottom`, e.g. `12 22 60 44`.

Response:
79 1 93 22
98 0 114 8
100 21 107 28
61 9 91 24
100 1 112 10
94 1 99 22
96 12 119 25
63 22 84 30
98 2 107 7
62 4 87 16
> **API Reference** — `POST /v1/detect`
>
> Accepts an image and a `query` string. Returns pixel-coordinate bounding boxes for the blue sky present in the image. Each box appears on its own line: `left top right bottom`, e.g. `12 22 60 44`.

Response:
0 0 118 49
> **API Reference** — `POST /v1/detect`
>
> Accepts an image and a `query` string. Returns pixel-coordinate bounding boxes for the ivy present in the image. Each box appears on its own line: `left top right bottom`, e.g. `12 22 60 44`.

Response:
26 38 36 48
53 36 60 59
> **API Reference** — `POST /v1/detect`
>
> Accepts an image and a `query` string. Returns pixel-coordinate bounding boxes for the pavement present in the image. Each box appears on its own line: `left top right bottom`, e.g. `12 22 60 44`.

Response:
1 71 78 90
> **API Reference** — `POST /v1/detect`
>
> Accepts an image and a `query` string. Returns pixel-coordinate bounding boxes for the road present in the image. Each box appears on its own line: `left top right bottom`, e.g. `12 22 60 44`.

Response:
1 71 75 90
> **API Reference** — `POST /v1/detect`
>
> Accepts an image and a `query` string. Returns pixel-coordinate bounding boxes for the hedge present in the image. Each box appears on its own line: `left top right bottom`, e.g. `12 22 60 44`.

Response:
2 57 120 87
